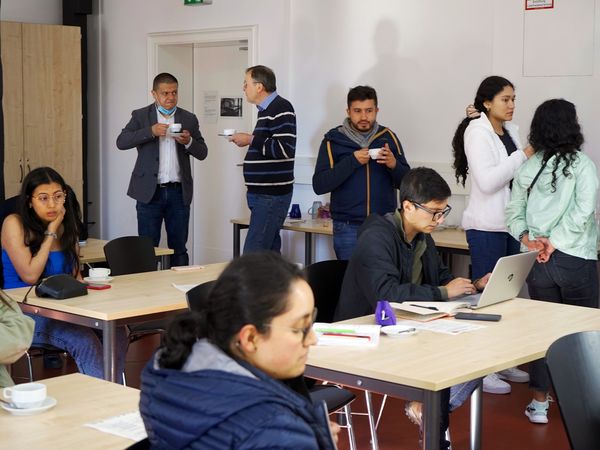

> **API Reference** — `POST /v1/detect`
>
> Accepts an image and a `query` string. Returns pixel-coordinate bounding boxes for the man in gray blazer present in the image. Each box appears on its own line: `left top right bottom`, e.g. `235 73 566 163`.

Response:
116 73 208 266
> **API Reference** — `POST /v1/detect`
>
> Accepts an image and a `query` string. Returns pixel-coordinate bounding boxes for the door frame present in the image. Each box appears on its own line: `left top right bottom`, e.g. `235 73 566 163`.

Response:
147 26 257 262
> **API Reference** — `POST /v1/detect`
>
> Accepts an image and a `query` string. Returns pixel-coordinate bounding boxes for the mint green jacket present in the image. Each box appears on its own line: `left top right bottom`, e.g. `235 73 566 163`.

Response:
0 296 34 388
506 151 598 260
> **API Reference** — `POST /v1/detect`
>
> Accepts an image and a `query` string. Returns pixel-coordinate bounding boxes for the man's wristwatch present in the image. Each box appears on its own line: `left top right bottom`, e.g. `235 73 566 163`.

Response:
44 230 58 239
518 230 529 242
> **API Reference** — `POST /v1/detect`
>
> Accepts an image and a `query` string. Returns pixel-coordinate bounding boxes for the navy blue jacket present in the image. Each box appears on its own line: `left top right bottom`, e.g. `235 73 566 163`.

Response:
335 213 454 321
312 125 409 223
140 341 335 450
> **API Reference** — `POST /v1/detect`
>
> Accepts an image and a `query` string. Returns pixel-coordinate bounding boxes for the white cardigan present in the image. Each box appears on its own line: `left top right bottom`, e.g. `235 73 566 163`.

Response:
461 114 527 232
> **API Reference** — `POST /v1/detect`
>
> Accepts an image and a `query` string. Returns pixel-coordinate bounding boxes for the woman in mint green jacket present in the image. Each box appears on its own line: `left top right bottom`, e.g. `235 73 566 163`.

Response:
0 292 34 387
506 98 598 426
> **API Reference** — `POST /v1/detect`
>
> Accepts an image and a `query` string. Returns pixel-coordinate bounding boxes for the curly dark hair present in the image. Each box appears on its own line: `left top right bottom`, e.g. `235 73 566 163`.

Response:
528 99 583 192
452 76 514 186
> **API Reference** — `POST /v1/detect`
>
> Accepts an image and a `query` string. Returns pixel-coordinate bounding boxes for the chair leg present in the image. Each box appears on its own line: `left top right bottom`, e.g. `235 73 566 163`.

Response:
364 391 380 450
343 403 357 450
25 351 33 382
446 428 452 449
122 371 127 386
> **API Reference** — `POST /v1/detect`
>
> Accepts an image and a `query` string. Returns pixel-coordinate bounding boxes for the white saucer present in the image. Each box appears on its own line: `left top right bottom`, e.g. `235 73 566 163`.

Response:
1 396 57 416
381 325 418 337
84 276 114 284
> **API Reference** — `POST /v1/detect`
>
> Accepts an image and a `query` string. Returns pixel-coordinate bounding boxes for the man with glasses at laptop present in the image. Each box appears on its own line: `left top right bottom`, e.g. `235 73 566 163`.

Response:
335 167 490 450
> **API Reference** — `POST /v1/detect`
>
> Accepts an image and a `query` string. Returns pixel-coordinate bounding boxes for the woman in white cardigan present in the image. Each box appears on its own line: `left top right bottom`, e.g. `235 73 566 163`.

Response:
452 76 534 395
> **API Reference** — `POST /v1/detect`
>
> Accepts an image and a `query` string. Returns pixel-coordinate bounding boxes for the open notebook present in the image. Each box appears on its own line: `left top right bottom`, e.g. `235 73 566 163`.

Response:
390 301 471 322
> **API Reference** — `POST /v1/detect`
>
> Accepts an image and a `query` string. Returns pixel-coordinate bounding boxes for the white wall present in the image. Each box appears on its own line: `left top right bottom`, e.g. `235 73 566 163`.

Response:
0 0 61 24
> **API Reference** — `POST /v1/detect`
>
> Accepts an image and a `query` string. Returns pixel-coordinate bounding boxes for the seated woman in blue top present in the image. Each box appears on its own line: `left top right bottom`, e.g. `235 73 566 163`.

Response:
140 252 339 449
1 167 127 380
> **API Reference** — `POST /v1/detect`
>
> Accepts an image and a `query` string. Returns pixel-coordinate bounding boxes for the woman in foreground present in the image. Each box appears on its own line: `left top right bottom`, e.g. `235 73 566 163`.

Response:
140 252 339 449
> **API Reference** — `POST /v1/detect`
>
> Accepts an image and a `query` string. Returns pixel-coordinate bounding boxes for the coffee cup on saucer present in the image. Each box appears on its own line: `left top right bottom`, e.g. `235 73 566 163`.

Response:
368 148 382 160
169 123 182 133
3 382 47 409
88 267 111 280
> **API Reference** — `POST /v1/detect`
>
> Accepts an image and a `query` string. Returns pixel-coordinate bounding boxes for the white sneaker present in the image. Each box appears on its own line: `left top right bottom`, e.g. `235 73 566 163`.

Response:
483 373 511 394
498 367 530 383
525 398 549 424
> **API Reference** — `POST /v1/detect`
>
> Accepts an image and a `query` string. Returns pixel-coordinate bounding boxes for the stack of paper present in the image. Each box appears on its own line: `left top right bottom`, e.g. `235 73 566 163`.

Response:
390 301 472 322
313 323 381 347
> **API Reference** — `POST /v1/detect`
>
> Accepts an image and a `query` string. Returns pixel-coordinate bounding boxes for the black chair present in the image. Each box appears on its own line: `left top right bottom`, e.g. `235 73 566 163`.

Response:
546 330 600 450
186 278 358 450
126 437 150 450
306 259 382 449
103 236 165 344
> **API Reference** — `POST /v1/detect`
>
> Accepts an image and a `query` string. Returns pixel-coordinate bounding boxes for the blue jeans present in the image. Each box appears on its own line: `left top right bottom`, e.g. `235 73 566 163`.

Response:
243 192 293 254
29 315 128 381
332 220 362 260
466 230 520 279
527 250 599 392
136 183 190 266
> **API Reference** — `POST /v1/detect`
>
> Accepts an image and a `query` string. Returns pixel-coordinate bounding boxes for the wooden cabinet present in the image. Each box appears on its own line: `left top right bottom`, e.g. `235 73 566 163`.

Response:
1 21 82 202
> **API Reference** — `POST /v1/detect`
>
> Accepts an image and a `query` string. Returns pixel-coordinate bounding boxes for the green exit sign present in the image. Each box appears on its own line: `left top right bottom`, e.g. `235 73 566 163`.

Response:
185 0 212 4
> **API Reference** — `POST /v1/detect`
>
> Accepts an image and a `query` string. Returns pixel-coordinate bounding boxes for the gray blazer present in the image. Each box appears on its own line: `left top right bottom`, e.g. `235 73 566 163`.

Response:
116 104 208 205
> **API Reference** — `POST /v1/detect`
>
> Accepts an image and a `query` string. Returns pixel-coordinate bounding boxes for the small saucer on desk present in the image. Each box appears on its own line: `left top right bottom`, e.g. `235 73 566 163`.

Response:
83 276 114 284
1 396 57 416
381 325 418 338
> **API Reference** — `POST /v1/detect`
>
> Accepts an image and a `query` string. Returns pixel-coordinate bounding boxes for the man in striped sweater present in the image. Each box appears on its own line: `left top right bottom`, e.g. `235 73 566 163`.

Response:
230 65 297 254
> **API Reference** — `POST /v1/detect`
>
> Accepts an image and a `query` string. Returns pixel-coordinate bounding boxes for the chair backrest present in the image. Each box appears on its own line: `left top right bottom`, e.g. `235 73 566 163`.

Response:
186 280 217 312
546 330 600 450
305 260 348 323
103 236 157 276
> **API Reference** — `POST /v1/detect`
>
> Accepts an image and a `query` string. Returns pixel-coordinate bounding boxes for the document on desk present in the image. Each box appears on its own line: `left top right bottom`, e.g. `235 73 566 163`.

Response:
172 283 198 293
395 318 485 335
84 411 147 441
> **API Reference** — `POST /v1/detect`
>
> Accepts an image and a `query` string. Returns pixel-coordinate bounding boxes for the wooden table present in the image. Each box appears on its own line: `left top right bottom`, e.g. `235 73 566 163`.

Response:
305 298 600 450
0 373 142 449
231 217 469 264
6 263 227 382
79 238 174 269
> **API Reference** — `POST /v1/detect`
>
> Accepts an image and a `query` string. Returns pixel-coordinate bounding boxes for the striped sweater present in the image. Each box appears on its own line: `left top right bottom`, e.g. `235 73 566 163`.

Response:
244 95 296 195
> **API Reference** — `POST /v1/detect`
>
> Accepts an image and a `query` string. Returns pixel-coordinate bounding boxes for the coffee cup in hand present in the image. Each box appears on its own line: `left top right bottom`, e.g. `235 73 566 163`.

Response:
3 382 47 409
368 148 382 159
88 267 111 280
223 129 236 136
169 123 182 133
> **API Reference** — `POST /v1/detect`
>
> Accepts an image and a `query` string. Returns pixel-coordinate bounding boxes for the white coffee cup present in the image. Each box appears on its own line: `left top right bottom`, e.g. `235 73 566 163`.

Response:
368 148 382 159
169 123 182 133
89 267 111 280
223 128 236 136
3 382 47 409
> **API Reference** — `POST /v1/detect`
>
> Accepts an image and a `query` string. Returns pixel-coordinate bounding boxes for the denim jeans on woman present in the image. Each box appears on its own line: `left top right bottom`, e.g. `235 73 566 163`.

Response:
244 192 293 254
465 230 520 279
29 315 128 381
526 250 599 392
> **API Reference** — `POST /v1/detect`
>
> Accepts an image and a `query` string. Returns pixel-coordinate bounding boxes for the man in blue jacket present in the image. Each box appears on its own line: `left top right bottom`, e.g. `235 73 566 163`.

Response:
312 85 410 260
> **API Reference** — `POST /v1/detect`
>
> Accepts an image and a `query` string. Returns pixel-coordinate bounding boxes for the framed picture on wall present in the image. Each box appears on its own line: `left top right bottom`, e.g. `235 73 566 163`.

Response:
220 96 243 117
525 0 553 10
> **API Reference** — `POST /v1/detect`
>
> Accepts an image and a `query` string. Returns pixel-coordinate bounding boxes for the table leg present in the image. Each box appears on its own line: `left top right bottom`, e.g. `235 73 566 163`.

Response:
364 391 380 450
305 232 313 266
423 390 441 450
102 321 118 382
470 379 483 450
233 223 241 258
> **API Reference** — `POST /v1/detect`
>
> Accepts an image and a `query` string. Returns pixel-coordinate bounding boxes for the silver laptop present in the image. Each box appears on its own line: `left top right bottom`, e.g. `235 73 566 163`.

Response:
455 251 538 309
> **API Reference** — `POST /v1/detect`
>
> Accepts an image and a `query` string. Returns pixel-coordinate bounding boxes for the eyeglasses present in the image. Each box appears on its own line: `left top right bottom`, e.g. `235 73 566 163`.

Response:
31 191 67 205
264 308 318 344
412 201 452 222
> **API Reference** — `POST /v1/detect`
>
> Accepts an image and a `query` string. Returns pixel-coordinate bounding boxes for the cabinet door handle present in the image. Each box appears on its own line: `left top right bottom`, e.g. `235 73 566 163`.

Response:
27 161 31 173
19 163 24 182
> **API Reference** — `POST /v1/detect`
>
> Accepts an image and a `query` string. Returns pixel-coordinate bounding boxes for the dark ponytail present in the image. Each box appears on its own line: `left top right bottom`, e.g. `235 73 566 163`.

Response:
158 252 305 370
452 76 515 186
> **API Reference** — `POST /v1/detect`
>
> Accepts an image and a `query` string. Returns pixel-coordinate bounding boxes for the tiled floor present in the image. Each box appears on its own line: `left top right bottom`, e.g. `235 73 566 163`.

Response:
11 338 570 450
